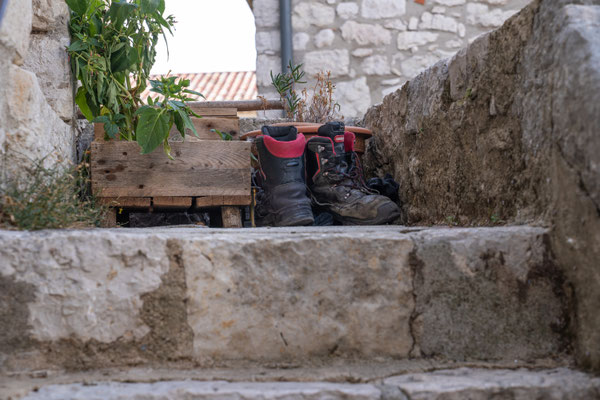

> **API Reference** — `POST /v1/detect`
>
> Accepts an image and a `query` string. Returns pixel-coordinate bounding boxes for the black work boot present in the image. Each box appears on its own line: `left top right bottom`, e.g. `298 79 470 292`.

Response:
254 125 314 227
305 122 401 225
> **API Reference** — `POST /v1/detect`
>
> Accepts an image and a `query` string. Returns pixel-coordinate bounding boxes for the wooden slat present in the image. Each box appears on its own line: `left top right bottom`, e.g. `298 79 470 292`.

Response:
91 141 251 198
98 197 151 208
188 99 283 112
153 197 192 208
222 206 242 228
195 195 251 208
169 117 239 141
190 107 238 117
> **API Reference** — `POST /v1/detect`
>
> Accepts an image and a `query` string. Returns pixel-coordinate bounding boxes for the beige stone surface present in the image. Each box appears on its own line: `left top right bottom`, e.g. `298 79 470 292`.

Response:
3 65 72 179
0 0 33 64
23 35 73 122
0 226 570 373
32 0 69 32
363 0 600 372
182 231 414 361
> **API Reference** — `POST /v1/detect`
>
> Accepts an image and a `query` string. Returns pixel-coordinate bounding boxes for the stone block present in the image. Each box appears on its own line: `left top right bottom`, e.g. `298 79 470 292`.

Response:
32 0 69 32
361 55 391 75
434 0 465 5
293 3 335 30
303 49 350 77
0 0 33 64
254 0 279 28
314 29 335 48
419 12 458 33
335 77 372 117
337 2 359 19
397 31 439 50
293 32 310 51
256 30 281 54
341 21 391 46
410 227 567 361
23 34 73 122
396 54 442 78
3 65 72 179
183 230 414 361
256 54 281 86
384 368 600 400
361 0 406 19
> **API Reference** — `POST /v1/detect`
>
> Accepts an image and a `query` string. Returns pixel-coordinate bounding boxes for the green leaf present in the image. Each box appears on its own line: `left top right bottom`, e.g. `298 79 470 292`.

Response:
140 0 160 14
179 109 198 137
65 0 88 16
109 1 137 30
183 89 206 99
67 40 88 52
135 107 170 154
110 46 131 73
173 111 185 138
212 129 232 141
75 87 94 121
157 0 166 14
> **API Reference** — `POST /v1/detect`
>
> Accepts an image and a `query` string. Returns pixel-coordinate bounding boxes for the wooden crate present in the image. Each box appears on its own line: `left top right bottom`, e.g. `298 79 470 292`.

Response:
91 108 251 228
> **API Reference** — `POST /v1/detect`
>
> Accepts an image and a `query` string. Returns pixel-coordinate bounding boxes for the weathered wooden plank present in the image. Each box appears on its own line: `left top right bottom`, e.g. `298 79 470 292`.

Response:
222 206 242 228
188 99 283 112
169 117 239 141
91 141 251 198
195 195 251 208
98 197 151 208
190 107 238 117
153 197 192 208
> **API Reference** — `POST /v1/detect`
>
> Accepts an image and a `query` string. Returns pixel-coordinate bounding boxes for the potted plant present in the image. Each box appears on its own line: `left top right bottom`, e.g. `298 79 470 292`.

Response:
66 0 251 226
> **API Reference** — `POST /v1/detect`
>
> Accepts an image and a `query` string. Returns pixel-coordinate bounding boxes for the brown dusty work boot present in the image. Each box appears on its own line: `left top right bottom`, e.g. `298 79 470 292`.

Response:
253 125 314 227
305 122 401 225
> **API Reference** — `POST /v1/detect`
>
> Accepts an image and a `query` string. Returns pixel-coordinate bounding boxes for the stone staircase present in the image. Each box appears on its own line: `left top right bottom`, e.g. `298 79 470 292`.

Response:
2 0 600 398
1 226 598 399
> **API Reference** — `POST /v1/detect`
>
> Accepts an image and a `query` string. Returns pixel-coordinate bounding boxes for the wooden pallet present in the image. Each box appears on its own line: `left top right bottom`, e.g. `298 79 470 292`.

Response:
92 107 251 228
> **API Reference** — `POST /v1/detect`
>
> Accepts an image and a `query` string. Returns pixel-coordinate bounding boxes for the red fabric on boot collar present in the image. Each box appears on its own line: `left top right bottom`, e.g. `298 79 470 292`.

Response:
260 133 306 158
344 131 356 153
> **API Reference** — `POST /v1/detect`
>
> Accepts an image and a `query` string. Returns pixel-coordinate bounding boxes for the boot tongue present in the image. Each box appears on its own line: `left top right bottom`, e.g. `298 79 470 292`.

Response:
317 122 345 154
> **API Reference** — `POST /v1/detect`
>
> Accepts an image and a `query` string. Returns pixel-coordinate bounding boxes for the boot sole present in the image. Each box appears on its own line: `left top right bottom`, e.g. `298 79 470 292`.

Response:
256 208 314 227
333 202 401 226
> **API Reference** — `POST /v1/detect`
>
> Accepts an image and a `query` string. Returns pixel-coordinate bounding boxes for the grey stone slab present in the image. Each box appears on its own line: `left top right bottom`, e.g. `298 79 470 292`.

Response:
384 367 600 400
0 226 568 372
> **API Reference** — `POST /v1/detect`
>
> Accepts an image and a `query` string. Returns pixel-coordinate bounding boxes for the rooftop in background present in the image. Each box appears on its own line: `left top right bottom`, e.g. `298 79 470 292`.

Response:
141 71 258 103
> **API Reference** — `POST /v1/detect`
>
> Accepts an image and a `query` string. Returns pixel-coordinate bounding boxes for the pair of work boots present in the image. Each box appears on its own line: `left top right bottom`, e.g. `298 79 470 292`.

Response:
253 122 400 226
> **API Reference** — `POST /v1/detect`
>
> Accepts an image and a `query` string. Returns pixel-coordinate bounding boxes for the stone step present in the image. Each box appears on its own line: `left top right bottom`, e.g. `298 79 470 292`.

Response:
0 226 570 373
12 368 600 400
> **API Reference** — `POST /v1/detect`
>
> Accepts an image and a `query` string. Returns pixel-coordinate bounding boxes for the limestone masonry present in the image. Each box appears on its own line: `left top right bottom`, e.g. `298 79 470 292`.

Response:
0 0 76 184
254 0 531 117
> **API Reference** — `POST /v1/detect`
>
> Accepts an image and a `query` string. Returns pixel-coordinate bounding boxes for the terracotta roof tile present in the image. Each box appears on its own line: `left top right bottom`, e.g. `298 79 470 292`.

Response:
141 71 258 102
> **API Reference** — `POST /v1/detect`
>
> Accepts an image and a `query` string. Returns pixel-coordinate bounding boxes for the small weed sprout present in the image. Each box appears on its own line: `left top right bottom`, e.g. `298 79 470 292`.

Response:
271 62 343 123
0 155 108 230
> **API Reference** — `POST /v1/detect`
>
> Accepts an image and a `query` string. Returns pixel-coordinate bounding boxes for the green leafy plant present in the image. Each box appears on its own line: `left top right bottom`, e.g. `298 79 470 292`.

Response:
65 0 203 155
271 61 342 122
134 75 204 157
0 156 108 230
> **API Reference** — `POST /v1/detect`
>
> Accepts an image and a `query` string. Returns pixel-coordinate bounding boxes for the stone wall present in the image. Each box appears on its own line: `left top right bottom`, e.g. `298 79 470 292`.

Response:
362 0 600 371
254 0 531 117
0 0 74 184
